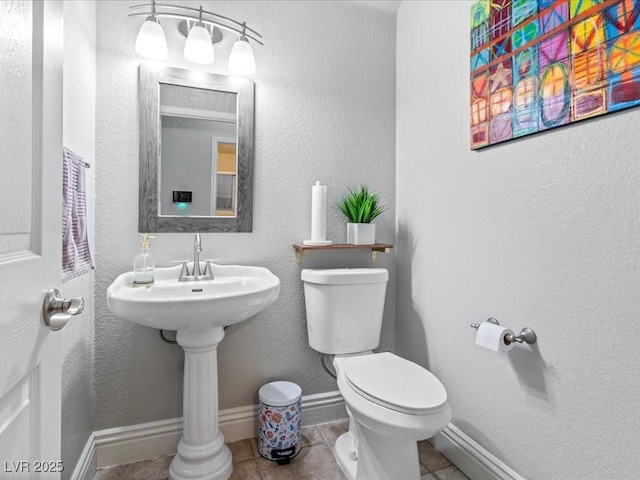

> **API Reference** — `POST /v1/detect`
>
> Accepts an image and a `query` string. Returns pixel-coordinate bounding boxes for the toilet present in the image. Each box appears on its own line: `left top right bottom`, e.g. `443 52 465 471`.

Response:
301 268 451 480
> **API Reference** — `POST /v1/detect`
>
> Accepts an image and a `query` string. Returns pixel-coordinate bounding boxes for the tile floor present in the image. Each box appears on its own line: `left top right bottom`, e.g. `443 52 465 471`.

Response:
93 419 469 480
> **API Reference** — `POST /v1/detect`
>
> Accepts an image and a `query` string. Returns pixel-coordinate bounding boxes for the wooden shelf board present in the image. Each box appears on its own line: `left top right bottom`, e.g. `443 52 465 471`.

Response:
293 243 393 251
293 243 393 263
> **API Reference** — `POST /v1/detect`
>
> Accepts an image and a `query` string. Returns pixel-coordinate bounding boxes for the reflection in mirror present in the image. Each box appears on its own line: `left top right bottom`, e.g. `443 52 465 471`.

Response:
159 84 238 218
139 64 254 233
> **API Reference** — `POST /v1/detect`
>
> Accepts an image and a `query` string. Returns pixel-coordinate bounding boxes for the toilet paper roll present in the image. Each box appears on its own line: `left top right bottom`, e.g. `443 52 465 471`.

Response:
475 322 515 352
310 181 326 241
303 181 333 246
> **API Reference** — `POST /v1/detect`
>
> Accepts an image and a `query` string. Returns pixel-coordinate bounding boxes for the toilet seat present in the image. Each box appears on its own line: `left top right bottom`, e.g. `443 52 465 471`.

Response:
344 352 448 415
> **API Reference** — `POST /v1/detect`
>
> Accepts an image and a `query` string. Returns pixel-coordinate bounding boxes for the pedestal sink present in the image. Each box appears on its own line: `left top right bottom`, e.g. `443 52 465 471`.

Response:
107 263 280 480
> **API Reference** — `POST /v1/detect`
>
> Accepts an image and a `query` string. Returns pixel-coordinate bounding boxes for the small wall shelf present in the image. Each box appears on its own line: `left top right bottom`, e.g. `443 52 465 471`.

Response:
293 243 393 264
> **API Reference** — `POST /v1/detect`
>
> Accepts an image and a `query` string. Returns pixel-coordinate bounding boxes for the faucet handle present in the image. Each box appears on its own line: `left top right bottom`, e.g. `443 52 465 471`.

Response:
203 259 219 277
203 262 213 277
172 260 191 278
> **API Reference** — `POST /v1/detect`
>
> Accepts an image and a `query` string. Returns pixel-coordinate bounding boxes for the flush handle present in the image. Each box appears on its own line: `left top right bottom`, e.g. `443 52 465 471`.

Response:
43 289 85 331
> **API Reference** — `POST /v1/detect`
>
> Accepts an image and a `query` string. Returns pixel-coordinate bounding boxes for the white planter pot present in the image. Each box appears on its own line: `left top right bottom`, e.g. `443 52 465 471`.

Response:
347 223 376 245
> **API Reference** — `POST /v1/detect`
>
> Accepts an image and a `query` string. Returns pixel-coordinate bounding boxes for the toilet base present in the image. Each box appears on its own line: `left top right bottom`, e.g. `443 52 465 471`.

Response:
334 432 357 479
334 420 421 480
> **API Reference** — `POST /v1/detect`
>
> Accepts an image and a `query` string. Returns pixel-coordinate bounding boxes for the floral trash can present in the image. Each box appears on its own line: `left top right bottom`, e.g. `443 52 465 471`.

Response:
258 381 302 465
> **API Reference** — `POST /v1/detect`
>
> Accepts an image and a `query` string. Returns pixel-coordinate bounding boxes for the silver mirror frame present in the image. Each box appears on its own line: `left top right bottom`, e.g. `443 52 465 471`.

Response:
138 64 254 232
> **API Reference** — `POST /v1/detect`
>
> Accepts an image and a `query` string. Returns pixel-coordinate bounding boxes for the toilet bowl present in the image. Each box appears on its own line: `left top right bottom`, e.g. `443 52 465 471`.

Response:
332 353 451 480
301 268 451 480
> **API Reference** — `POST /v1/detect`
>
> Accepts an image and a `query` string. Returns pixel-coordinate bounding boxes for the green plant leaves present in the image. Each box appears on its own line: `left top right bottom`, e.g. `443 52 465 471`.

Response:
336 184 385 223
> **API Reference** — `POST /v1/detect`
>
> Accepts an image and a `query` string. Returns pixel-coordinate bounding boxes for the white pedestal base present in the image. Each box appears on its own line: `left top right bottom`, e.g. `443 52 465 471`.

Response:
170 327 233 480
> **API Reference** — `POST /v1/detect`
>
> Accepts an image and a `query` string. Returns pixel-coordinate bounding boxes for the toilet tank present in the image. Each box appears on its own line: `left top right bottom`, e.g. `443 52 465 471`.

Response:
301 268 389 355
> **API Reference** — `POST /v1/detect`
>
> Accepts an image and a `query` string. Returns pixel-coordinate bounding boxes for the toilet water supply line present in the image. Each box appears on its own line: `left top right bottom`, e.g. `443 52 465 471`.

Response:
321 353 337 379
159 329 178 344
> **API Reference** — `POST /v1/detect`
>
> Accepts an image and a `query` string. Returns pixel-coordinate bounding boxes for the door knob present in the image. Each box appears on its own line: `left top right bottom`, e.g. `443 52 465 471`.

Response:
43 289 85 331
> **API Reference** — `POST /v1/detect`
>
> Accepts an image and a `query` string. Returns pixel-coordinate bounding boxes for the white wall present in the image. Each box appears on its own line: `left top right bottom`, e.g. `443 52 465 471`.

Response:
61 1 96 478
397 1 640 479
94 1 396 430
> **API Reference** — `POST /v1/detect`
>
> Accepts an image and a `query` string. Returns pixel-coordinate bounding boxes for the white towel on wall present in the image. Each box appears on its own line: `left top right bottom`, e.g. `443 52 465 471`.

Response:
62 147 93 282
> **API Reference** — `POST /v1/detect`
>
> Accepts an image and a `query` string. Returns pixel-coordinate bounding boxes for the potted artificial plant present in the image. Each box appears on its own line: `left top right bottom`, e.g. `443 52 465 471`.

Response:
336 185 386 245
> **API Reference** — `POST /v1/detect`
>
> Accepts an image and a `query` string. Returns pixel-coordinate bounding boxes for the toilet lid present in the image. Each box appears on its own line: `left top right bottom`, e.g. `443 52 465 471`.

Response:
344 352 448 415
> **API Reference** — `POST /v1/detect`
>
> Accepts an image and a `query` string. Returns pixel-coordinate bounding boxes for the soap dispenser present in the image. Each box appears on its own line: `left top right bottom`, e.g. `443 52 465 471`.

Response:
133 233 155 287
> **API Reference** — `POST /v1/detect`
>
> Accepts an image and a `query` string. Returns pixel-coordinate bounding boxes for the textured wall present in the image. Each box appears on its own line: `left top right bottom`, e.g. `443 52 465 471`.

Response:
61 1 96 477
94 1 396 430
397 1 640 479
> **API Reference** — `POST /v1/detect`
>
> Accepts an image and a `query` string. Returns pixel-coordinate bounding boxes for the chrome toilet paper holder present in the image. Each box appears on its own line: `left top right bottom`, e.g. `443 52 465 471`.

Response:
470 318 537 345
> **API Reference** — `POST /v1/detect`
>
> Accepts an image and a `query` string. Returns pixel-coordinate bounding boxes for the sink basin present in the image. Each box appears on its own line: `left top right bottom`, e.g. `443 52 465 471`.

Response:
107 263 280 330
107 262 280 480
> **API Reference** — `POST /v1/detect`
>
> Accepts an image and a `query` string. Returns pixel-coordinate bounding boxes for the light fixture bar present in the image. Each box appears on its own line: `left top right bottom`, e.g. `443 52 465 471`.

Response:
128 2 264 46
129 2 260 34
154 3 262 39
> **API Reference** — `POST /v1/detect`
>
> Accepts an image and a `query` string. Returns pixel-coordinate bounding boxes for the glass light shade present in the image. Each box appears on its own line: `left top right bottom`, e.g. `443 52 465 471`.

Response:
184 22 214 64
135 16 168 60
228 36 256 75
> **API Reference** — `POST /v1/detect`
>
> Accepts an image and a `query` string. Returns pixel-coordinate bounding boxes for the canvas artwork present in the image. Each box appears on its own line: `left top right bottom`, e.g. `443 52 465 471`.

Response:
470 0 640 149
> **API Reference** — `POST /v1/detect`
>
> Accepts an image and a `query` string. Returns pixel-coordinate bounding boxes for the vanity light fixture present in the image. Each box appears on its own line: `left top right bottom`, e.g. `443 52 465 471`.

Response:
129 1 263 74
134 1 168 60
183 6 214 64
228 24 256 75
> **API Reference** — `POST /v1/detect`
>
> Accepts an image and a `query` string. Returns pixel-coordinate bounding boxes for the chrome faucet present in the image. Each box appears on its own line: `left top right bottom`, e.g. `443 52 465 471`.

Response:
176 233 215 282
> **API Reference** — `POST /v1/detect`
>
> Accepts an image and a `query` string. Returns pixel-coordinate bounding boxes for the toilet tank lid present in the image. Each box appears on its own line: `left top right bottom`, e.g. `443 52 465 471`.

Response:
301 268 388 285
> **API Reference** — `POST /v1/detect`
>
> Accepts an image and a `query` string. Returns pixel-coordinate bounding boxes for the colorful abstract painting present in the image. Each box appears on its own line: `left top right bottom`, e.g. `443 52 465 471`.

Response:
470 0 640 149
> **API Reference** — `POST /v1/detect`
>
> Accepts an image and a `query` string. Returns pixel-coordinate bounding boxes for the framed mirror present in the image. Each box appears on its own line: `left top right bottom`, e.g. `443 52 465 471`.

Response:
138 64 254 232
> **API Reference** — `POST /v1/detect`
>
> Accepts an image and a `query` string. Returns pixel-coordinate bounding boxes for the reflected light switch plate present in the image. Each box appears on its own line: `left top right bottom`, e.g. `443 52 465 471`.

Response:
173 191 192 203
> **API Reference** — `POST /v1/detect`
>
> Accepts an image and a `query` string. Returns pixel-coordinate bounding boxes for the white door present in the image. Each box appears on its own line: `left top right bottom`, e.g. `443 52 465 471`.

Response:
0 1 65 477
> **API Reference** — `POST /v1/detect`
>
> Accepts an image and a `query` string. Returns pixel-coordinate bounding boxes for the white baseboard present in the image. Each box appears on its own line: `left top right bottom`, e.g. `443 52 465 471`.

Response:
71 394 524 480
70 389 346 478
93 417 183 470
431 424 525 480
298 390 347 427
69 432 96 480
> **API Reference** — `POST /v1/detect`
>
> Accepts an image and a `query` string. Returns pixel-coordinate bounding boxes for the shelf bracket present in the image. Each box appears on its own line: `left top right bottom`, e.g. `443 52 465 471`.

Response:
371 246 390 262
295 249 310 265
